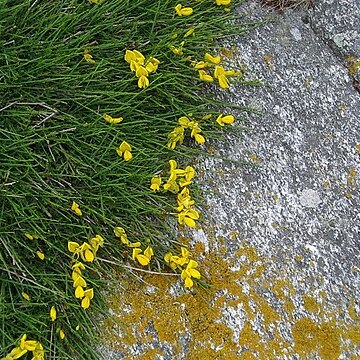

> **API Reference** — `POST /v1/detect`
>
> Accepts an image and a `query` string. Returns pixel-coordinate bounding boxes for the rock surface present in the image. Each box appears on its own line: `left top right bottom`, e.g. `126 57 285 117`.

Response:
99 1 360 358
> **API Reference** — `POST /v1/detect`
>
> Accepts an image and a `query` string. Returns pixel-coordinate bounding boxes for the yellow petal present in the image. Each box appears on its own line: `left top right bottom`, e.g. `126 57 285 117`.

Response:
84 288 94 300
10 347 28 359
59 330 65 340
144 245 154 259
128 241 142 248
135 65 148 78
189 268 201 279
81 296 90 310
68 241 80 253
50 306 56 321
180 7 193 16
103 113 123 124
24 233 34 240
138 75 149 89
181 247 189 258
169 159 177 172
187 259 198 269
73 275 86 288
204 52 221 64
72 261 85 271
198 70 214 82
218 75 230 89
119 141 131 152
124 50 136 64
75 286 85 299
36 251 45 260
194 133 205 144
123 150 132 161
21 292 31 301
164 252 172 263
84 248 94 262
214 65 225 78
114 227 125 237
23 340 37 351
184 27 195 38
184 217 196 228
220 115 235 124
132 248 142 259
136 254 150 266
184 277 194 288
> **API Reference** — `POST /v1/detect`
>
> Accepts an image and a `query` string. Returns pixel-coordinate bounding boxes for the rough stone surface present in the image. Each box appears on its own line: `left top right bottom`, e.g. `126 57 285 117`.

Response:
308 0 360 58
99 1 360 358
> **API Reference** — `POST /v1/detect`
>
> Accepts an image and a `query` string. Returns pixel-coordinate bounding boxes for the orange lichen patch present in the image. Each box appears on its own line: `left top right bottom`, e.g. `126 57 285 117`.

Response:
292 318 341 360
99 245 360 359
303 295 321 314
343 324 360 345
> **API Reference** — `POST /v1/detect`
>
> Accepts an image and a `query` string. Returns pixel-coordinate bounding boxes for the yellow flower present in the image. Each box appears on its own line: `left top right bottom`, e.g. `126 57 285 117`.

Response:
204 52 221 64
36 251 45 260
88 0 105 3
32 342 45 360
178 208 199 228
50 306 57 322
145 57 160 73
124 49 145 71
83 49 95 64
144 245 154 260
21 292 31 301
167 125 185 149
138 75 150 89
71 201 82 216
150 176 162 191
190 124 205 144
72 262 85 282
198 70 214 83
116 141 132 161
184 27 195 38
176 187 195 211
114 227 130 245
20 334 38 351
59 329 65 340
132 248 151 266
135 65 149 78
81 288 94 310
103 113 123 124
6 346 27 359
68 241 95 262
80 242 95 262
169 41 185 56
174 4 193 16
215 0 231 4
181 259 201 288
216 114 235 126
214 65 230 89
89 234 104 256
178 116 191 127
165 247 190 270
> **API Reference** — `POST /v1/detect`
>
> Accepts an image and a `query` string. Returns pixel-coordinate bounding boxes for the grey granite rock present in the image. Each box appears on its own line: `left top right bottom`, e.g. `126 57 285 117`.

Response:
309 0 360 58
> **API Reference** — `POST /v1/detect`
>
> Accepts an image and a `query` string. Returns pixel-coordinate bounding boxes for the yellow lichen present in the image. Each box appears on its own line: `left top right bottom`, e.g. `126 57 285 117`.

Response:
99 244 359 359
